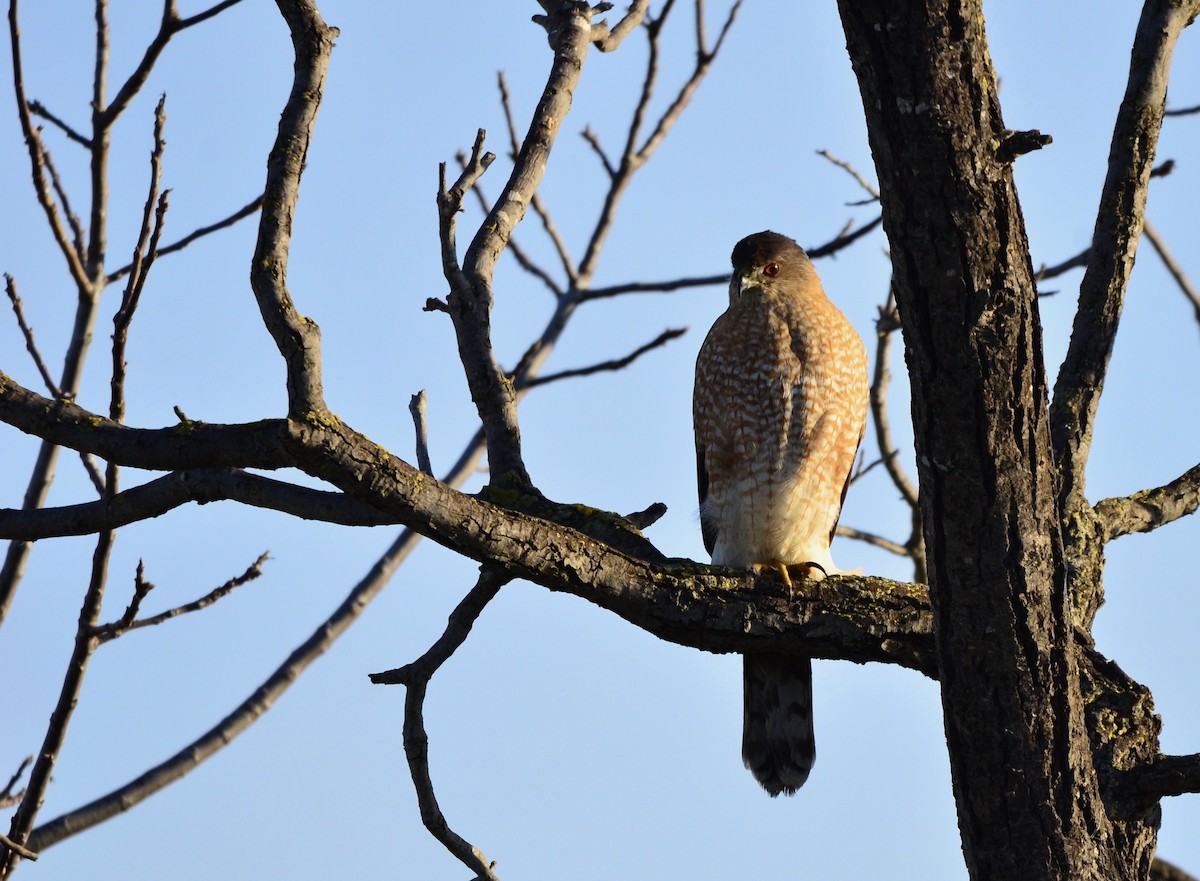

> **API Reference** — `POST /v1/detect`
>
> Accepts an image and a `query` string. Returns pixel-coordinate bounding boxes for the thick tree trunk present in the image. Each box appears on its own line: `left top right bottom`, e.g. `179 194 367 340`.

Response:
835 2 1157 878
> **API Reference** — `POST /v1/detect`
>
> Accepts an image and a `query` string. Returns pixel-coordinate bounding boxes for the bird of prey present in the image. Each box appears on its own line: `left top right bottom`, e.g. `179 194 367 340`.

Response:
693 230 869 795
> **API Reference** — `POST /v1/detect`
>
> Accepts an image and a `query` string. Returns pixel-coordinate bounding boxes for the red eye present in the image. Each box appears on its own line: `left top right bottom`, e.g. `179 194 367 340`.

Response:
763 262 780 277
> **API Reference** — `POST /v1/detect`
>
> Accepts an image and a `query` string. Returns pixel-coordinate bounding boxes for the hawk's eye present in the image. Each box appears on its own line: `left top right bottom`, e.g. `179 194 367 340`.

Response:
763 262 780 277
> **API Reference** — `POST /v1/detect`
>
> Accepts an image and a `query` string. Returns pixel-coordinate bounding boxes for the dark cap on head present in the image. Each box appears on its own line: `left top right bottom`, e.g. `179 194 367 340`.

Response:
731 231 810 271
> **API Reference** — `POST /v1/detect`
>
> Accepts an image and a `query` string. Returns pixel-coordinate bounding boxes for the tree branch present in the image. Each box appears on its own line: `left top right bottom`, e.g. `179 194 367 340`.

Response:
1050 0 1200 515
371 568 508 881
591 0 650 52
249 0 336 417
0 467 402 540
1142 218 1200 327
106 195 263 286
93 552 269 644
1094 462 1200 541
523 326 685 388
1127 753 1200 803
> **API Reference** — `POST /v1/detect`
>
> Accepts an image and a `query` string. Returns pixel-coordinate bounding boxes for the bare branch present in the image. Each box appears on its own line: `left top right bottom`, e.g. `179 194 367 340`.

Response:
372 569 508 881
94 552 269 644
1036 247 1089 282
7 0 92 290
1049 0 1200 515
450 3 602 487
870 295 919 508
249 0 337 417
41 147 86 258
0 374 293 471
0 758 30 809
176 0 244 29
579 272 726 302
27 436 490 856
1128 753 1200 802
0 835 34 863
106 195 263 286
1035 161 1175 286
816 148 880 201
1164 102 1200 116
1094 462 1200 542
496 72 577 284
624 501 666 529
576 0 741 284
5 275 62 398
581 125 616 178
455 147 562 296
805 215 883 259
835 525 911 557
524 326 686 387
0 468 404 540
409 391 433 476
1142 218 1200 326
102 0 246 128
111 97 169 429
90 559 156 642
27 99 90 147
592 0 649 51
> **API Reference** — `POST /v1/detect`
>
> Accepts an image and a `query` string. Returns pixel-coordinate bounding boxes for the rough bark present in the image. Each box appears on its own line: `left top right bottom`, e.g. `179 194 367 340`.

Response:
836 2 1159 878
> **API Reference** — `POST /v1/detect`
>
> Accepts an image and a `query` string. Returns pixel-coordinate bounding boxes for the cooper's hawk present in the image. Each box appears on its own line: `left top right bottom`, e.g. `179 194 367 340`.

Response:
693 231 868 796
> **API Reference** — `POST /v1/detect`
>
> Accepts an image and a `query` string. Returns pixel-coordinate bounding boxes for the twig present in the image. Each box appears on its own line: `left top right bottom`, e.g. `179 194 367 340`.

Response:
578 218 880 303
591 0 649 51
524 326 686 387
0 835 34 863
106 195 263 285
28 99 90 147
835 526 910 557
1164 102 1200 116
1036 247 1089 282
90 559 155 641
370 569 509 881
805 215 883 259
41 147 87 259
5 275 63 399
816 148 880 201
870 293 919 508
7 0 91 291
101 0 246 128
111 97 169 429
1094 462 1200 542
94 552 270 645
1142 218 1200 325
0 757 30 809
27 433 490 856
249 0 337 418
409 391 433 476
576 0 743 284
581 125 616 178
579 272 726 302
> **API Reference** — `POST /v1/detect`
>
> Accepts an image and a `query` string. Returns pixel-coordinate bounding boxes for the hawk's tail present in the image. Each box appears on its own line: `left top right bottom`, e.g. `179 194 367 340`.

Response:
741 653 815 796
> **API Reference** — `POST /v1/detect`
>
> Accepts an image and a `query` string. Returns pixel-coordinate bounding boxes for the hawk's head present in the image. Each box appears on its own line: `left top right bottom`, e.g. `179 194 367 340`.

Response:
729 230 816 302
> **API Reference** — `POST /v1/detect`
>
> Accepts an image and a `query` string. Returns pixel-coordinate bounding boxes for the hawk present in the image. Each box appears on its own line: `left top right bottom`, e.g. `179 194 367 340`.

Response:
693 231 869 796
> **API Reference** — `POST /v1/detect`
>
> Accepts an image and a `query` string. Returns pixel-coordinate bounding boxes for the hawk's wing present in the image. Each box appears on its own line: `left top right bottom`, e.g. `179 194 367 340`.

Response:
696 440 717 556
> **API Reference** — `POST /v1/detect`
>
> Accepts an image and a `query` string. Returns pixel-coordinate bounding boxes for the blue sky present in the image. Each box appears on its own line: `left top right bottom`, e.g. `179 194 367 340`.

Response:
2 2 1199 879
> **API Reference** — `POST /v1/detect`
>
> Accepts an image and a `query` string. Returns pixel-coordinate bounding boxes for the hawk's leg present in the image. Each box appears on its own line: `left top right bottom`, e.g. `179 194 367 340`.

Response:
752 561 827 599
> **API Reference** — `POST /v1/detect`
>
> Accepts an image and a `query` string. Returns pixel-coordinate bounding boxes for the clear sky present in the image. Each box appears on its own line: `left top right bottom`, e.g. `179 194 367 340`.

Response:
2 2 1199 879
